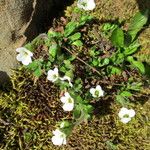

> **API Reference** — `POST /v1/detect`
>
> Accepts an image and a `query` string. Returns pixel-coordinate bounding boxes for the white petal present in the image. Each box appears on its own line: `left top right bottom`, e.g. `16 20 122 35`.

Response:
96 85 102 91
128 109 135 118
16 47 25 52
96 85 104 97
47 73 58 82
86 0 95 10
16 54 24 61
118 107 129 118
121 117 131 124
60 96 67 103
62 103 74 111
64 92 71 99
90 88 95 95
77 0 95 11
63 138 67 145
51 136 64 146
53 129 62 136
25 49 33 57
22 56 32 65
47 70 53 75
54 67 59 74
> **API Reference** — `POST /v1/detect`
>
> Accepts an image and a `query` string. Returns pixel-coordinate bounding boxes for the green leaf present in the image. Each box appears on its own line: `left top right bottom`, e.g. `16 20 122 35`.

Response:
127 56 145 74
64 60 72 69
116 95 128 106
73 106 81 119
120 91 132 97
111 27 124 47
49 43 59 58
68 32 81 41
124 40 140 56
27 59 42 70
65 70 74 79
79 15 93 26
128 10 149 41
48 30 61 38
108 66 122 75
92 59 99 66
72 40 83 47
98 58 110 67
33 67 42 77
64 21 77 37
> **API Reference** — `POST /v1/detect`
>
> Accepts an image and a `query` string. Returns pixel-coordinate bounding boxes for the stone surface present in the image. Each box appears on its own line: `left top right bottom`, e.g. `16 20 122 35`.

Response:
0 0 73 85
0 0 36 85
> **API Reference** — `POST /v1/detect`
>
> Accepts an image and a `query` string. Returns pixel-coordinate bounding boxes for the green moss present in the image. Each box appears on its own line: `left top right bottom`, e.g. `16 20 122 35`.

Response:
0 68 149 149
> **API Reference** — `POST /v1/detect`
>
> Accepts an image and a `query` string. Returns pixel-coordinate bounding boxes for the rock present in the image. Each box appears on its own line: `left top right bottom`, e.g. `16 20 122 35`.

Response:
0 0 73 85
0 0 36 85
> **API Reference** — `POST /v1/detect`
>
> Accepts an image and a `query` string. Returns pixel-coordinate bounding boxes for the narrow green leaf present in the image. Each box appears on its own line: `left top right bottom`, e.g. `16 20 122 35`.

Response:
124 40 140 56
127 56 145 74
64 21 77 37
49 43 59 58
72 40 83 47
120 91 132 97
116 95 127 106
68 32 81 41
111 27 124 47
128 10 149 41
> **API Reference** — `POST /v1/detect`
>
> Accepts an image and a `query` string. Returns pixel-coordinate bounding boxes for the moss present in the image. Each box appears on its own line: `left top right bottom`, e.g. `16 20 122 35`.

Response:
0 68 149 149
0 68 71 149
135 26 150 64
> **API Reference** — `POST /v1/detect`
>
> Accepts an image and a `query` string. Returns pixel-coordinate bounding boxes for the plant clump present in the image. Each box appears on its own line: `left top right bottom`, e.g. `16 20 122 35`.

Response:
0 1 150 149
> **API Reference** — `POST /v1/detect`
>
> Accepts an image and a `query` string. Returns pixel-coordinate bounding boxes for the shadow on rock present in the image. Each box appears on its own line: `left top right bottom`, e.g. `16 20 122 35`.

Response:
0 71 12 90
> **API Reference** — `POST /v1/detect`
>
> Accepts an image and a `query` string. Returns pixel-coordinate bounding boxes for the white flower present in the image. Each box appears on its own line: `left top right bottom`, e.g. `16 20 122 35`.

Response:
60 76 73 87
16 47 33 65
60 92 74 111
51 129 67 146
77 0 96 10
47 67 59 82
118 107 135 124
90 85 104 98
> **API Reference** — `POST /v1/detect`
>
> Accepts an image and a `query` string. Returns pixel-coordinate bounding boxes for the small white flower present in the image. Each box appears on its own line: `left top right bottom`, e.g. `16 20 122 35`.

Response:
90 85 104 98
60 76 73 87
118 107 135 124
51 129 66 146
77 0 96 10
47 67 59 82
16 47 33 65
60 92 74 111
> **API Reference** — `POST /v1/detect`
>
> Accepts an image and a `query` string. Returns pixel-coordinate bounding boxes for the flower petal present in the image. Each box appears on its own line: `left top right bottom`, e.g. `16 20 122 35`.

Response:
64 92 71 99
54 67 59 74
121 117 131 124
128 109 135 118
51 135 64 146
90 88 95 95
53 129 62 136
62 103 74 111
60 96 67 103
21 56 32 65
77 0 95 10
118 107 129 118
